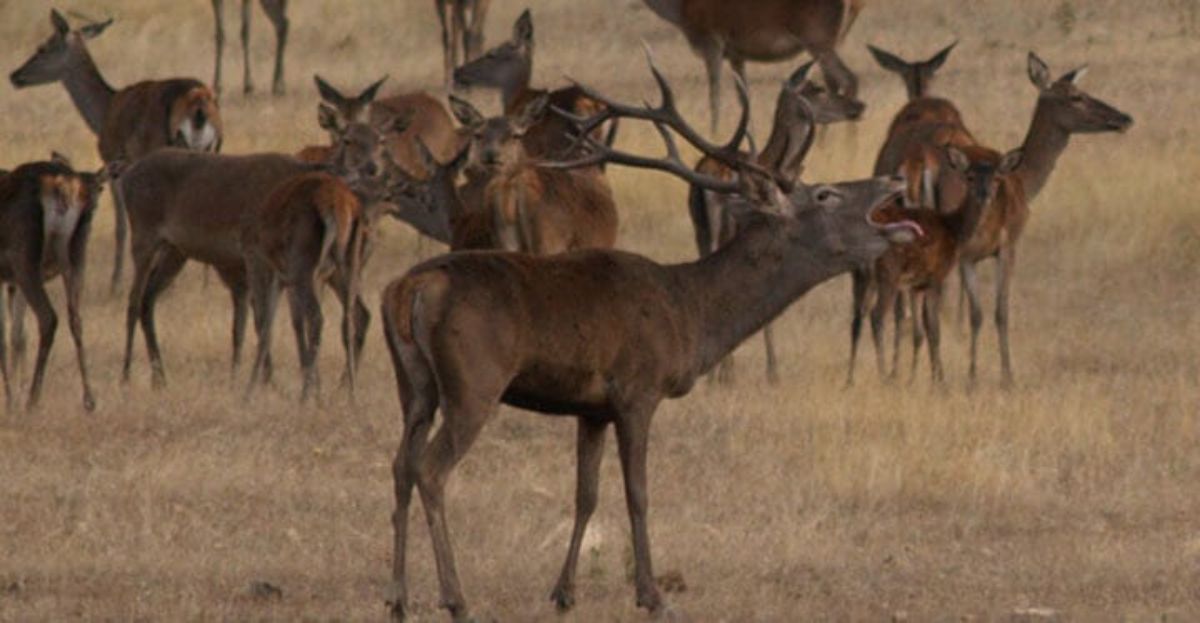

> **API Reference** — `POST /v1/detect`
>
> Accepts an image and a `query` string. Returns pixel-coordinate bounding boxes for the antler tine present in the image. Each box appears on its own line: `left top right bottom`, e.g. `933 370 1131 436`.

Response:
725 73 754 158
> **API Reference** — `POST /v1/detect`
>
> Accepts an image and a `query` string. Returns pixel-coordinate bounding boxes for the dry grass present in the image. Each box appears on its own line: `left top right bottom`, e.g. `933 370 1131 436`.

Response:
1 1 1199 620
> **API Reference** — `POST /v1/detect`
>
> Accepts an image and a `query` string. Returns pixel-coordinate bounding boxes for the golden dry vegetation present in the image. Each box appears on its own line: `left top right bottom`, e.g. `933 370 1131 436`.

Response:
1 0 1198 620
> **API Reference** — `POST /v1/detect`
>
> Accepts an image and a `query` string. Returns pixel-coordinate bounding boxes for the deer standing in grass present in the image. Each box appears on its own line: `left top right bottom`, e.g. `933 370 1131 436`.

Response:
0 159 106 412
10 10 224 294
380 51 923 622
955 53 1131 386
211 0 289 95
643 0 865 132
687 60 864 384
452 10 615 161
435 0 492 90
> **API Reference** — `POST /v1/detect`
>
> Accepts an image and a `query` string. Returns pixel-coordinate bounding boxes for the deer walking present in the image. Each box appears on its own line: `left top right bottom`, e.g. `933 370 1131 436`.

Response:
435 0 492 90
10 10 224 294
380 51 922 622
211 0 289 95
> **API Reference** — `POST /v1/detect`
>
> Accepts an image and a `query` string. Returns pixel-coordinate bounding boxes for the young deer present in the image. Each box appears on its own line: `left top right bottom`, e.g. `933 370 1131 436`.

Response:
687 59 864 384
296 75 390 164
447 94 619 254
452 9 614 162
10 10 224 293
435 0 492 90
957 53 1132 386
380 51 922 622
0 159 106 412
642 0 865 132
211 0 289 95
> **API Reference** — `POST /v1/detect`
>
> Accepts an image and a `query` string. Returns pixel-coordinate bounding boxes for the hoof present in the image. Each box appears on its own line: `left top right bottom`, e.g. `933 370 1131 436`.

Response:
82 393 96 413
549 584 575 612
386 599 406 623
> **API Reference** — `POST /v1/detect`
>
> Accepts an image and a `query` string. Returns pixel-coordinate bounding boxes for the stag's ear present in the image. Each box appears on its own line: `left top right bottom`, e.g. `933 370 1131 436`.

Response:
50 9 70 35
1028 52 1052 90
925 40 957 72
513 9 533 49
357 75 388 106
998 148 1023 174
79 17 113 39
945 145 970 173
314 74 348 107
448 95 485 129
512 92 549 133
1059 65 1089 85
867 44 910 74
785 60 817 90
317 103 343 133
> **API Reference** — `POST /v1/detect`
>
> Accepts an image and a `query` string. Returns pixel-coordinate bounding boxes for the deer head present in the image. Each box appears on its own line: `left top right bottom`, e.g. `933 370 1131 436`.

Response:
452 9 533 91
313 74 389 129
10 9 113 88
324 111 413 184
1027 52 1133 134
945 145 1022 242
867 41 957 100
449 92 548 172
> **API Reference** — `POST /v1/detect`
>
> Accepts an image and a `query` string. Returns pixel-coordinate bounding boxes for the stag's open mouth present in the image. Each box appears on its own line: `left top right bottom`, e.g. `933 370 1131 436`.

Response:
866 191 925 240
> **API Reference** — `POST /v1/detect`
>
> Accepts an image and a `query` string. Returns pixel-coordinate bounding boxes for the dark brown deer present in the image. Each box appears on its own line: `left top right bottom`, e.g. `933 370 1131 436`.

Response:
379 51 922 622
211 0 289 95
957 52 1132 386
447 94 619 254
0 159 106 412
435 0 492 90
10 10 224 293
687 59 864 384
452 9 615 160
642 0 865 132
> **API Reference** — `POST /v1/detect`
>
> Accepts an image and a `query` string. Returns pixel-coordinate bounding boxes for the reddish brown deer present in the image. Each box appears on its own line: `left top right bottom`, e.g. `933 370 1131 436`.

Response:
452 9 615 161
10 10 224 293
211 0 289 95
687 59 864 384
957 52 1131 386
447 94 619 254
435 0 492 90
297 75 390 163
0 159 106 412
642 0 865 132
379 52 922 622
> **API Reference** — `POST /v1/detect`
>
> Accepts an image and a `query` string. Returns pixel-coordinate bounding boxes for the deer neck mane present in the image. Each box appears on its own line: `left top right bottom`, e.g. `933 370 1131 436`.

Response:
61 40 116 135
1015 99 1071 203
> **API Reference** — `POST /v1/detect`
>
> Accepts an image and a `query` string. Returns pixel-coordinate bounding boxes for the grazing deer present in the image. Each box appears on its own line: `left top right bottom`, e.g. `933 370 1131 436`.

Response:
847 145 1021 385
957 53 1132 386
10 10 224 294
380 51 922 622
0 159 106 412
211 0 289 95
642 0 865 132
687 60 864 384
447 94 619 254
452 9 615 161
435 0 492 90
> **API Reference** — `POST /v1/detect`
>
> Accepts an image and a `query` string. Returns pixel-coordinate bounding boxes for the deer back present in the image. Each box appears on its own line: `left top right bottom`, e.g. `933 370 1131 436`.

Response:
369 92 462 178
673 0 850 56
483 165 616 254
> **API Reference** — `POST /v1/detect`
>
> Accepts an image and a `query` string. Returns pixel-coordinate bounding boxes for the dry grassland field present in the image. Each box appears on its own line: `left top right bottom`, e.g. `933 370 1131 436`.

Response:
1 0 1199 620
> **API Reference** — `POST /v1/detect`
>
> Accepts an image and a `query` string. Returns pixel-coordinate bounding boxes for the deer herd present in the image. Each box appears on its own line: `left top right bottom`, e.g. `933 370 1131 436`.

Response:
1 3 1132 621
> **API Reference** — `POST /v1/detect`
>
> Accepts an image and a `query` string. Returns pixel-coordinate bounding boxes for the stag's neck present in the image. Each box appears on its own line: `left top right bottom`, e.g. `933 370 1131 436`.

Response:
61 45 116 135
674 216 847 374
1016 101 1070 203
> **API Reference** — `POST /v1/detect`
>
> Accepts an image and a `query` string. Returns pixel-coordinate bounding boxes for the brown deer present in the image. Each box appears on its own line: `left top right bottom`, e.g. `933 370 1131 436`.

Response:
446 94 619 254
687 59 864 384
452 9 615 161
642 0 865 132
435 0 492 90
211 0 289 95
296 75 390 164
957 52 1132 386
0 159 106 412
10 10 224 294
379 51 922 622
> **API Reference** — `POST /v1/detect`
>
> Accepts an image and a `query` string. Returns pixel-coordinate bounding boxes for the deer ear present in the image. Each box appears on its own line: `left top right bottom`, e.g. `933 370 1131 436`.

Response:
318 103 343 133
998 148 1023 174
785 60 817 89
513 9 534 48
867 44 910 74
925 40 957 72
448 95 484 129
314 74 348 107
357 75 388 106
513 92 550 133
1027 52 1052 90
50 9 70 35
79 17 113 39
945 145 970 173
1059 65 1088 85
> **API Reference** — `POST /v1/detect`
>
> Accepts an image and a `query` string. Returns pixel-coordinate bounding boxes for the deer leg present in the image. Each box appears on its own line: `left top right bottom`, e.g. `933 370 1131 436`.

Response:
9 287 27 383
890 292 908 380
870 280 897 381
908 291 925 381
123 243 161 384
259 0 288 94
211 0 225 93
240 0 254 94
0 287 10 411
816 49 859 99
13 276 56 413
995 248 1016 388
214 265 249 374
139 249 188 390
244 259 280 399
109 177 129 296
961 260 984 386
923 287 945 385
61 266 95 412
847 268 872 387
551 418 608 612
615 403 665 614
700 40 724 135
329 276 370 390
435 0 455 90
287 279 322 403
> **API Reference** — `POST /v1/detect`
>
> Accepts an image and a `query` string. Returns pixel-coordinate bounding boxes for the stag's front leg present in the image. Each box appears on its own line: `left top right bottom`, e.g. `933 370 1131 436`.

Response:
615 400 665 614
551 418 608 611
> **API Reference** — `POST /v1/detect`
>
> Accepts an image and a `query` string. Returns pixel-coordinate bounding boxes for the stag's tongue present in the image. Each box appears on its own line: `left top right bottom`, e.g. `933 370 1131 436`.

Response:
882 219 924 238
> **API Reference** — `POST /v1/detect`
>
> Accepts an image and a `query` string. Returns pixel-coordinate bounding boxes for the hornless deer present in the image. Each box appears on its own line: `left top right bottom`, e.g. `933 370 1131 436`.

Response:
211 0 289 95
957 53 1131 386
447 94 619 254
379 51 923 622
119 115 403 389
297 75 390 164
687 59 864 384
452 9 615 161
435 0 492 90
10 10 224 294
0 159 106 412
642 0 865 132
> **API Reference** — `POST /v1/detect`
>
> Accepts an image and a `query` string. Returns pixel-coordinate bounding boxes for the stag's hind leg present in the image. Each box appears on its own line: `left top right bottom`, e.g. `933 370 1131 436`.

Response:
551 418 608 611
615 400 666 614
